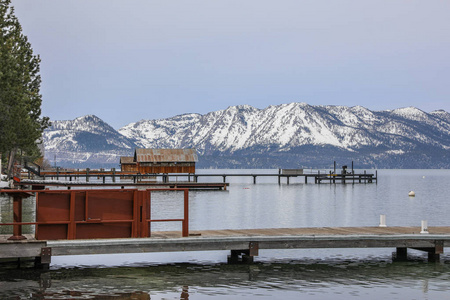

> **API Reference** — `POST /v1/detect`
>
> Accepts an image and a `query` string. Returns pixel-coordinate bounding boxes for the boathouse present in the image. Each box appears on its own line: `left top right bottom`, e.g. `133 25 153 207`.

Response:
134 148 198 174
120 156 137 172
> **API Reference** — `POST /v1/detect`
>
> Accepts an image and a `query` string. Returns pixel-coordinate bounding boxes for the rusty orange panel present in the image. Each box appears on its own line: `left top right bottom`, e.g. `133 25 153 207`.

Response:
33 188 189 240
76 223 132 239
86 190 134 221
37 224 68 240
37 192 71 222
74 191 86 221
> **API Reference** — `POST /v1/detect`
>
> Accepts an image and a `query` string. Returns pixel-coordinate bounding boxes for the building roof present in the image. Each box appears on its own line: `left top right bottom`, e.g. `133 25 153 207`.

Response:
120 156 136 164
134 149 198 163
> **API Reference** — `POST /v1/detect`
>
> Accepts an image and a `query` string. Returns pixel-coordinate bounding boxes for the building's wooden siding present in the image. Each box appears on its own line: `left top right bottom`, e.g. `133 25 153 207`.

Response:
137 164 195 174
121 164 138 172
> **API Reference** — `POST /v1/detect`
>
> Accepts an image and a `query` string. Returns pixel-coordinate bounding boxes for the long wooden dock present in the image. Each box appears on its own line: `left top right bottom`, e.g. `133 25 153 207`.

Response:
24 171 377 185
18 180 229 190
1 226 448 267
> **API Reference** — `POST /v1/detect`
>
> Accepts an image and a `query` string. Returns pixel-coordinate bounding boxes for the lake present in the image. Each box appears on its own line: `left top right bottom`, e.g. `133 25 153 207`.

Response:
1 169 450 299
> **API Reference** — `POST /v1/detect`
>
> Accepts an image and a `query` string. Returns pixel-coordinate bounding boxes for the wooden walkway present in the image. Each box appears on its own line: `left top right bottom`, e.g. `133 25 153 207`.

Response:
24 169 377 185
1 226 449 267
18 181 229 190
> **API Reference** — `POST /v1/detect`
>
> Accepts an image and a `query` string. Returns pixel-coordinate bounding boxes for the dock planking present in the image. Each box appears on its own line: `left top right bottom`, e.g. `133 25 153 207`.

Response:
2 226 449 267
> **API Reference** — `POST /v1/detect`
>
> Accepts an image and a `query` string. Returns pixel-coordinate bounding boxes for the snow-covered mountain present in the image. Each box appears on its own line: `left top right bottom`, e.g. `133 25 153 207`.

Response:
44 115 137 168
44 103 450 169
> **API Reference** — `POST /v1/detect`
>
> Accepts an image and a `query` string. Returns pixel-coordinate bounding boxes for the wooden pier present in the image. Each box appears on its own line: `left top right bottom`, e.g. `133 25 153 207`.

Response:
18 181 229 190
1 226 448 268
0 188 446 268
22 170 377 186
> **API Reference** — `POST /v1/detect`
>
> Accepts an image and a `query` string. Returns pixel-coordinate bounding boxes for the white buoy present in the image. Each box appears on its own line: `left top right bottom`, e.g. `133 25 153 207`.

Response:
420 220 429 234
408 191 415 197
379 215 387 227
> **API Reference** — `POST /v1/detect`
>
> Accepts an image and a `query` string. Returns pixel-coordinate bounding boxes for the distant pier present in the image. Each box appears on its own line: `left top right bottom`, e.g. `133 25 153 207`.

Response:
20 167 377 189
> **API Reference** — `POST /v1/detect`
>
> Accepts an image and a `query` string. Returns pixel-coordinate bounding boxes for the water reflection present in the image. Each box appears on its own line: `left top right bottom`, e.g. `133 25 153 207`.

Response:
1 259 450 299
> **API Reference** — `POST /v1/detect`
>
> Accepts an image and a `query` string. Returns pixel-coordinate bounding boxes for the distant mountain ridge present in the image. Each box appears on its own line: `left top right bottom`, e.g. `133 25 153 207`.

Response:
43 103 450 169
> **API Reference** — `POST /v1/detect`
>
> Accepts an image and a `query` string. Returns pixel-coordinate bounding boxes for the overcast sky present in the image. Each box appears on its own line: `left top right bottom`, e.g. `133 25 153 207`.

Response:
11 0 450 129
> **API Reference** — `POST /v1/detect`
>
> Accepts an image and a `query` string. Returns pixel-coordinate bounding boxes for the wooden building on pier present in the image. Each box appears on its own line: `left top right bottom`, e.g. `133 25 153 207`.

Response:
120 156 137 172
133 148 198 174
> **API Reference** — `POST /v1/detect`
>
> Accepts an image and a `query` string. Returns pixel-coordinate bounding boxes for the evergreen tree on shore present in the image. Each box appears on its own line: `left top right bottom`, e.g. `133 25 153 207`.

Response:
0 0 50 178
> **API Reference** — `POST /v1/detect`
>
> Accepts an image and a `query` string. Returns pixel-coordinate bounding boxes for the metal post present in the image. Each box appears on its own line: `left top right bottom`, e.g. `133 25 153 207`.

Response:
112 168 116 183
8 195 26 240
86 168 90 182
183 189 189 237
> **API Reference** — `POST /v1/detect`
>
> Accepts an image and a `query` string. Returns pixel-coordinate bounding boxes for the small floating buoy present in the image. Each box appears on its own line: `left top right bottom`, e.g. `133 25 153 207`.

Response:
408 191 415 197
422 176 426 179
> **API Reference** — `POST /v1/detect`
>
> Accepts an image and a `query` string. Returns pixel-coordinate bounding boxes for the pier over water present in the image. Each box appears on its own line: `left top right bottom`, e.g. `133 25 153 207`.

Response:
0 187 446 269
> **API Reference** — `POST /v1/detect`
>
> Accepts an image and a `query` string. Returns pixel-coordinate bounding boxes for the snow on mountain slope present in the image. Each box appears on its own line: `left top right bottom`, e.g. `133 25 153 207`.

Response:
119 103 450 154
44 104 450 168
44 115 137 167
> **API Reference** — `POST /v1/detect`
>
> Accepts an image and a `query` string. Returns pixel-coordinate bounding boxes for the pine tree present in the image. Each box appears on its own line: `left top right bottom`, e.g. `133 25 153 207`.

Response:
0 0 50 178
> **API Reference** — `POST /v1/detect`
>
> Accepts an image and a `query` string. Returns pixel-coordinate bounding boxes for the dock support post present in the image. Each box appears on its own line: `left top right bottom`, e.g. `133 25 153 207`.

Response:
287 176 290 185
34 247 51 269
305 176 308 184
428 252 441 263
227 242 258 264
393 247 408 261
56 167 59 180
223 176 226 183
86 168 90 182
112 168 116 183
278 169 281 185
253 176 256 184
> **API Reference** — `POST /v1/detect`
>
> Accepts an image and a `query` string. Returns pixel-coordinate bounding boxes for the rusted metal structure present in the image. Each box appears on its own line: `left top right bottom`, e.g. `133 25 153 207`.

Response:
134 148 198 174
119 156 137 172
0 188 189 241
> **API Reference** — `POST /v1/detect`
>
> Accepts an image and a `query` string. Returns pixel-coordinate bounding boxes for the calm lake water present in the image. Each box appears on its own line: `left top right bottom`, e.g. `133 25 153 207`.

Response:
1 169 450 299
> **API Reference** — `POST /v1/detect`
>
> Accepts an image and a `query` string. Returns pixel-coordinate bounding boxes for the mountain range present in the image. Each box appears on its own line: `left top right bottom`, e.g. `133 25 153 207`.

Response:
43 103 450 169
